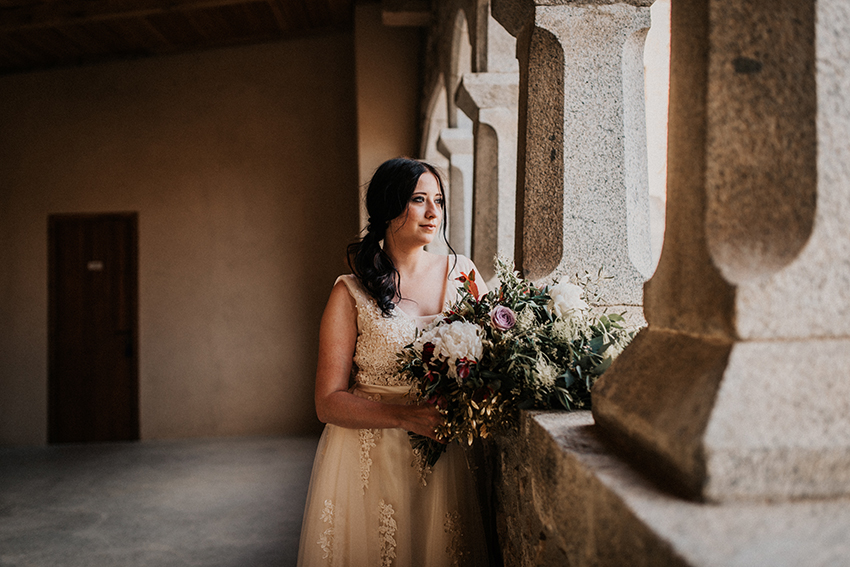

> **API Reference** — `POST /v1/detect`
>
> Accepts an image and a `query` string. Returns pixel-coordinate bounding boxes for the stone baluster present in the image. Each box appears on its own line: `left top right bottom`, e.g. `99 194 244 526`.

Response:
592 0 850 501
437 128 475 256
491 0 654 311
456 72 519 284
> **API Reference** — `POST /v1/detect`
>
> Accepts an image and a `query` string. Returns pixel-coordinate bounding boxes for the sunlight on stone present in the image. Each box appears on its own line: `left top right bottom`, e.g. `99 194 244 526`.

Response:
644 0 671 273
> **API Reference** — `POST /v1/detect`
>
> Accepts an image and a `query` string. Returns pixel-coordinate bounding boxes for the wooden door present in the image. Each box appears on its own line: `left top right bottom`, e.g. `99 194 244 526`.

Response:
48 213 139 443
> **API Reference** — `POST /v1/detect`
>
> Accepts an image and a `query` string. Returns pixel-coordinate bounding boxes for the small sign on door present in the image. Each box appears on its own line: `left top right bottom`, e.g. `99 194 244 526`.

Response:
87 260 104 271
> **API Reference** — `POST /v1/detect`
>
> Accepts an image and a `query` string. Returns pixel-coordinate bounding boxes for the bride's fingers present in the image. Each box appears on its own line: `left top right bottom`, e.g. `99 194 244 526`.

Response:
403 404 443 440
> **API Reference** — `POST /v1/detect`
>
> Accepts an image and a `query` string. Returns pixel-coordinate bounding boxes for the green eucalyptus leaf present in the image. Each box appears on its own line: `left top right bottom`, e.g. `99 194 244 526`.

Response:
593 356 613 374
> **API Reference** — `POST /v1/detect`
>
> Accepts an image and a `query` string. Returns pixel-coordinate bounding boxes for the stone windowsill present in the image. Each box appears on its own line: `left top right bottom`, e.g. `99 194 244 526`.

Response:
492 409 850 566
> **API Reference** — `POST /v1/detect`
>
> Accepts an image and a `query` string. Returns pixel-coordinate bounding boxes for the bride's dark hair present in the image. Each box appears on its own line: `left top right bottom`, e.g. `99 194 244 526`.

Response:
348 157 453 317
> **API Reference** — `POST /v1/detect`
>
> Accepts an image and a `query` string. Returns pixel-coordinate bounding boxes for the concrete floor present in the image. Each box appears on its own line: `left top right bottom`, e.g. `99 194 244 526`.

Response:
0 436 320 567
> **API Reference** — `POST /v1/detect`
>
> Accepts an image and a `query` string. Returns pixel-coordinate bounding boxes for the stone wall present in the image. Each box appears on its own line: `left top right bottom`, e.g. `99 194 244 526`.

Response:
491 410 850 566
414 0 850 564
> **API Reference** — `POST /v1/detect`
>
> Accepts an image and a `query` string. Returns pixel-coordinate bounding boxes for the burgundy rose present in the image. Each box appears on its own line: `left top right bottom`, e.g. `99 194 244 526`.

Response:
490 305 517 331
422 342 435 364
456 359 471 380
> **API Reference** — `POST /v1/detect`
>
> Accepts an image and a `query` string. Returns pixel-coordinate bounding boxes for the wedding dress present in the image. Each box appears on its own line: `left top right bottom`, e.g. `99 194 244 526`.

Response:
297 255 489 567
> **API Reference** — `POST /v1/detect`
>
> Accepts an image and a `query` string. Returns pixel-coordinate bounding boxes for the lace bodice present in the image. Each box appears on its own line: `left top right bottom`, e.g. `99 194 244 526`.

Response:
336 255 477 387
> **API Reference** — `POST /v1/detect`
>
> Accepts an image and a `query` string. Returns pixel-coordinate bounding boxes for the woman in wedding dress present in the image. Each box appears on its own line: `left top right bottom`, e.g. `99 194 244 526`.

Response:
296 157 490 567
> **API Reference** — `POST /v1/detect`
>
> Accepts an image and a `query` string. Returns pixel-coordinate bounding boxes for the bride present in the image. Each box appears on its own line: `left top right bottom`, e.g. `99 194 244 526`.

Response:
297 157 489 566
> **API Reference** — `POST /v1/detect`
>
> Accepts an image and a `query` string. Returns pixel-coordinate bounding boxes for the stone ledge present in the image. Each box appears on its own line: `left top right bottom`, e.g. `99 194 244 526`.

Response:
493 410 850 566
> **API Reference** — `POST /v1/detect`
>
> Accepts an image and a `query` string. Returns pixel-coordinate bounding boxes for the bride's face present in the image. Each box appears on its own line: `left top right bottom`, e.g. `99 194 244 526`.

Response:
387 173 444 248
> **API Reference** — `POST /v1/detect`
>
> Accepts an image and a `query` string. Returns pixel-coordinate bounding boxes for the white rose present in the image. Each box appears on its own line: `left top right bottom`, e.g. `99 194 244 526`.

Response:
548 281 588 318
416 321 484 382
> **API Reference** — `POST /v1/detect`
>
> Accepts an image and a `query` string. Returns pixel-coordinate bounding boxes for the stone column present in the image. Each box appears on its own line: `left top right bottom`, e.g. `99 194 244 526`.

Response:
592 0 850 502
492 0 654 308
437 128 475 256
456 72 519 284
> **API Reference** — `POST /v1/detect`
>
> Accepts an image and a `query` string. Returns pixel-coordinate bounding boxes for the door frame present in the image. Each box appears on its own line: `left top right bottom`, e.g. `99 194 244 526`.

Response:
47 212 140 443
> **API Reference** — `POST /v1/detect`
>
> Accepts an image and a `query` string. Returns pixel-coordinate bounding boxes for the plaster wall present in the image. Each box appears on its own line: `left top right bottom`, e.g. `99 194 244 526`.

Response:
354 1 422 228
0 34 359 445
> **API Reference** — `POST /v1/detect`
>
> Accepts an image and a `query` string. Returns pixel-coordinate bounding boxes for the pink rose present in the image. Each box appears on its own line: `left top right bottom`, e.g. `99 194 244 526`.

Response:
490 305 517 331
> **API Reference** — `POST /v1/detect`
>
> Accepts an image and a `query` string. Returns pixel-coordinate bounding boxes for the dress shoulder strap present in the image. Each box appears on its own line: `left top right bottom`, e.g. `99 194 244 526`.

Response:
336 274 381 315
335 274 365 304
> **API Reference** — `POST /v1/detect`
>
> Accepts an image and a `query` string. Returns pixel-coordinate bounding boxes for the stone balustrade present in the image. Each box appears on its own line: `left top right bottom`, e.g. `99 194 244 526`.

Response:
456 71 519 284
437 127 475 256
408 0 850 563
492 0 653 309
593 0 850 502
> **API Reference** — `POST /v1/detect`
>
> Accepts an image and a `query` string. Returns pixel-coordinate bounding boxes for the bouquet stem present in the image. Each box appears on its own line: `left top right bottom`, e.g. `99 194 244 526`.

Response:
408 432 447 469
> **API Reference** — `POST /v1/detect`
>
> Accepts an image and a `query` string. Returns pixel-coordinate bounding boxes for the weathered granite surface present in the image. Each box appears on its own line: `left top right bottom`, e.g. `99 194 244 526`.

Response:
437 126 475 256
456 71 518 284
491 0 653 304
493 411 850 567
733 0 850 340
593 0 850 502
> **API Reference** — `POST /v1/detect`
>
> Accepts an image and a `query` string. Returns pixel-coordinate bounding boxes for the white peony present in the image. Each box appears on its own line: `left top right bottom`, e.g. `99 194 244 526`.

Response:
415 320 484 382
548 281 588 318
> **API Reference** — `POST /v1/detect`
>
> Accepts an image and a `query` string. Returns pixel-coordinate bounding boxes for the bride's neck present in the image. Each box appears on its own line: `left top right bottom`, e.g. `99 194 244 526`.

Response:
384 241 428 274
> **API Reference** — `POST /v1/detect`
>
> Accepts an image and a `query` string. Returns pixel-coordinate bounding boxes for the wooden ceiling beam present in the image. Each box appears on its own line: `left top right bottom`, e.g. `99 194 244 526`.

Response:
0 0 261 33
262 0 290 33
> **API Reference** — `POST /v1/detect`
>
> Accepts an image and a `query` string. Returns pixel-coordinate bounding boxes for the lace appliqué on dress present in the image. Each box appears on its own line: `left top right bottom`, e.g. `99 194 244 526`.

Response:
410 446 434 486
317 499 335 563
341 276 420 387
378 499 398 567
444 510 467 567
359 427 381 494
359 393 383 494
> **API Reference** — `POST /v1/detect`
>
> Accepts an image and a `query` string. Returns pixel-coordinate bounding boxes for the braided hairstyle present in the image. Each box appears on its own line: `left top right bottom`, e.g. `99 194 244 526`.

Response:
347 157 452 317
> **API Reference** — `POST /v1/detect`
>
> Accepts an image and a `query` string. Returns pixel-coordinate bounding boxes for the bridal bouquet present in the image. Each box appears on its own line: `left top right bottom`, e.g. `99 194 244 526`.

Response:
398 258 638 467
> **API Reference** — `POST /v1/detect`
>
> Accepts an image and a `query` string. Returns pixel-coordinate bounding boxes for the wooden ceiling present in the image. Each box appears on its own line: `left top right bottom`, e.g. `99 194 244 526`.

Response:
0 0 355 75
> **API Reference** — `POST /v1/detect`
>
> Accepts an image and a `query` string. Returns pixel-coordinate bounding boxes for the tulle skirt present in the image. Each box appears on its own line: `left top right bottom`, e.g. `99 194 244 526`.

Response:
296 383 489 567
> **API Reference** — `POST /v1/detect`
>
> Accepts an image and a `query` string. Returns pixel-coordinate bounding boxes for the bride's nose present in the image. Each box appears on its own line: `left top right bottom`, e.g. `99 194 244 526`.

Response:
425 201 439 219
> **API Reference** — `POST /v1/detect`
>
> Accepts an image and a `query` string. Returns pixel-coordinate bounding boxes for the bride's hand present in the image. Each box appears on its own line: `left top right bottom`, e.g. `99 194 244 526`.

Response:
396 403 444 442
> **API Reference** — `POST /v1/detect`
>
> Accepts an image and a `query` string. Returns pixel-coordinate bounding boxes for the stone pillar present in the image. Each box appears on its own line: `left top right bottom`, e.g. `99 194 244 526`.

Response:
456 72 519 284
492 0 654 308
592 0 850 502
437 128 475 256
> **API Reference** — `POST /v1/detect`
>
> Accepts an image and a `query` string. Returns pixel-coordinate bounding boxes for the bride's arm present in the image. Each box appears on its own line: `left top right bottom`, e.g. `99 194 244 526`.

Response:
313 281 442 440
